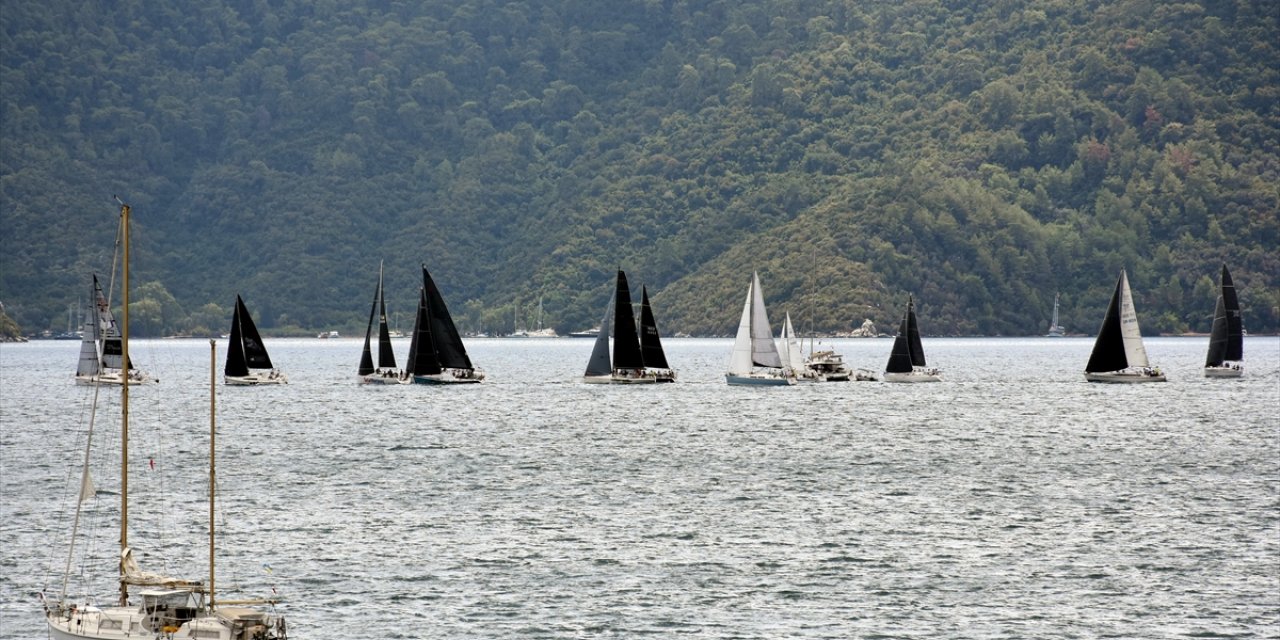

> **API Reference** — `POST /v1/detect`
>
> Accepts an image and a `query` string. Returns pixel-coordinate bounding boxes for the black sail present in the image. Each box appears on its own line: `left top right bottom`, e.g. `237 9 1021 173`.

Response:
638 285 670 369
611 270 644 371
1085 274 1128 373
1205 295 1229 367
422 265 473 370
405 287 437 375
376 279 397 369
358 270 379 376
886 315 913 373
1220 264 1243 362
905 296 927 367
584 304 613 377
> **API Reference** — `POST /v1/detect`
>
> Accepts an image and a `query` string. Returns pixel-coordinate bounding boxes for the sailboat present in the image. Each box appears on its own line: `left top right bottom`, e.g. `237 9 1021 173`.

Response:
75 274 157 386
224 295 287 385
1204 264 1244 378
725 272 795 386
779 313 807 379
1046 293 1065 337
528 296 558 338
46 198 287 640
884 295 941 382
358 262 406 384
583 270 676 383
1084 269 1165 382
405 264 485 384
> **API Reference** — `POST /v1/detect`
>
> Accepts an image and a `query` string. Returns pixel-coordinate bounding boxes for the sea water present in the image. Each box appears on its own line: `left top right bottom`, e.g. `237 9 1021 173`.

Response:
1 336 1277 639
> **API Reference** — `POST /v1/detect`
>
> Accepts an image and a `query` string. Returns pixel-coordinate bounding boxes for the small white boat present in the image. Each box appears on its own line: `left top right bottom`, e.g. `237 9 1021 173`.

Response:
224 295 287 385
725 272 795 386
1084 269 1165 383
1204 264 1244 378
884 295 941 383
1046 292 1065 337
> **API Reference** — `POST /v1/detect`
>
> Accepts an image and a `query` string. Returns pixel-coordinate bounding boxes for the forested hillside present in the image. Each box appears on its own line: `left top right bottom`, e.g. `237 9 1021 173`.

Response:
3 0 1277 337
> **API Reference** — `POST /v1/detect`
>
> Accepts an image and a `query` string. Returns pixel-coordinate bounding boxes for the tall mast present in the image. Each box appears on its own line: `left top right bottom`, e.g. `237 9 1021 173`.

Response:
209 339 217 609
116 197 130 607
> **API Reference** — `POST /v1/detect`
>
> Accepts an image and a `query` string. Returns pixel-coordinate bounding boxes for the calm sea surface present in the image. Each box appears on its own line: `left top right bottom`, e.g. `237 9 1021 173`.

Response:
1 336 1277 639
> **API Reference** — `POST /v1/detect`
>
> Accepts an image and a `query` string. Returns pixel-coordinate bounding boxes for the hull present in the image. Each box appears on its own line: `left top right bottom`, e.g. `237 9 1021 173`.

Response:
1084 368 1166 383
75 370 158 386
413 369 485 384
884 369 942 383
1204 365 1244 378
725 372 795 386
360 368 409 384
225 370 288 385
582 369 676 384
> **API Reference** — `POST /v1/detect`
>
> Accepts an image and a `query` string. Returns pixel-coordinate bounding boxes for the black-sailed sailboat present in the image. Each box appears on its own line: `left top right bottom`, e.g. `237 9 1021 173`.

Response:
583 270 676 383
1204 264 1244 378
224 295 287 385
358 261 405 384
406 264 484 384
1084 269 1165 383
884 295 941 382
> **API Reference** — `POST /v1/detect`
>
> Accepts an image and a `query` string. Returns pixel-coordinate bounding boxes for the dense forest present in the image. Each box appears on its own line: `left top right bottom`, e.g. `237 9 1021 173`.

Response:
2 0 1277 337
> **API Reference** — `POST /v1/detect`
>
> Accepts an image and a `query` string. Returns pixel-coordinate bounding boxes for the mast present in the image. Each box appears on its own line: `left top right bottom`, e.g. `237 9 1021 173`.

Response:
208 339 216 609
116 197 130 607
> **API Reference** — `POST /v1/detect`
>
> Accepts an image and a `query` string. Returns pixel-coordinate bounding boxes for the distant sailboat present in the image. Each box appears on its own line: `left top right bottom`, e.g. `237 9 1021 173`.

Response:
583 270 675 383
224 295 287 385
884 295 941 382
359 261 405 384
725 272 794 386
406 264 485 384
1046 293 1065 337
75 274 157 386
1084 269 1165 383
1204 264 1244 378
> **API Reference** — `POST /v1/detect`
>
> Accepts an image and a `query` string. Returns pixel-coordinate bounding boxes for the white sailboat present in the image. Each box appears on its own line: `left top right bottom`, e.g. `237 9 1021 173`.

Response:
1204 264 1244 378
583 270 676 383
46 198 288 640
1046 293 1065 337
224 295 287 385
1084 269 1165 383
725 272 795 386
75 274 157 386
883 295 941 383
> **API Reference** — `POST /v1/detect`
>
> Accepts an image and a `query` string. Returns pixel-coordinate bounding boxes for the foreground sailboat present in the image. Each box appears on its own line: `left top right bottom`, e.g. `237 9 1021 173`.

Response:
74 274 157 386
358 262 406 384
1046 293 1065 337
47 199 287 640
406 264 485 384
1084 269 1165 383
224 295 287 385
884 295 941 382
1204 264 1244 378
725 272 794 386
583 270 676 383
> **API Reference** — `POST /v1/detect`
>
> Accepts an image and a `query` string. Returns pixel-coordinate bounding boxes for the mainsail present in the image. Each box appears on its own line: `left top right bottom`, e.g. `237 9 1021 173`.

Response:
638 285 670 370
611 270 644 371
885 315 913 374
905 296 927 367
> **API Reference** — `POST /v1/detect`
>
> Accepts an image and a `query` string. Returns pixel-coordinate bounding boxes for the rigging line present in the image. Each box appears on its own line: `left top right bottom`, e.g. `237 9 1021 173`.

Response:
60 380 105 601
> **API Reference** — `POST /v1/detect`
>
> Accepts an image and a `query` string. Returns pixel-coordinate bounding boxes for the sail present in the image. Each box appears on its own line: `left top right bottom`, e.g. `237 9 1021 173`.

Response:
886 316 914 373
584 303 613 377
1087 269 1143 373
1220 265 1243 362
422 265 473 370
728 278 757 375
780 313 805 372
638 286 670 370
748 273 782 368
77 277 105 377
611 270 644 370
376 281 397 369
405 287 433 375
89 274 128 371
226 296 273 377
358 268 379 376
1116 270 1150 368
1205 295 1230 367
905 296 927 367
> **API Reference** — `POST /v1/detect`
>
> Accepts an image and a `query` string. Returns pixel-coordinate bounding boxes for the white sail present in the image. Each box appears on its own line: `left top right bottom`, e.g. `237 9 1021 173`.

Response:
727 277 756 375
779 313 805 372
75 311 100 377
748 272 782 368
1117 270 1150 368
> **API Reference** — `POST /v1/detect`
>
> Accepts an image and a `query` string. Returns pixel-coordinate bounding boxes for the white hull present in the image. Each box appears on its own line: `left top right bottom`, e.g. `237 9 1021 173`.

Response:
582 369 676 384
224 370 288 385
1204 365 1243 378
413 369 485 384
75 370 158 386
47 605 283 640
725 371 795 386
884 369 942 383
1084 368 1166 383
360 369 410 384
